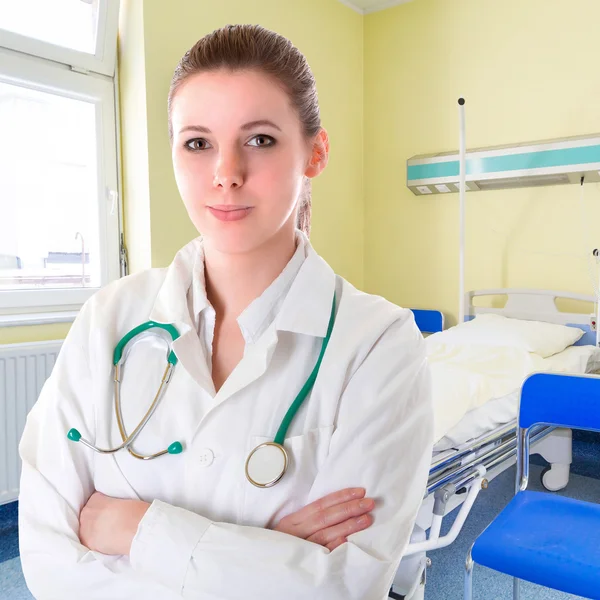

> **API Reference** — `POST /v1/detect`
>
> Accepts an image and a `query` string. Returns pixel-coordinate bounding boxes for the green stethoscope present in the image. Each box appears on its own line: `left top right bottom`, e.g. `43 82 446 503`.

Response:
66 293 337 488
67 321 184 460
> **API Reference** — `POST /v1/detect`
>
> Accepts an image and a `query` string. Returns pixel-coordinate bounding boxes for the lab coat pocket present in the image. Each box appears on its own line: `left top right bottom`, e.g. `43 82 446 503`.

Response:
241 425 334 528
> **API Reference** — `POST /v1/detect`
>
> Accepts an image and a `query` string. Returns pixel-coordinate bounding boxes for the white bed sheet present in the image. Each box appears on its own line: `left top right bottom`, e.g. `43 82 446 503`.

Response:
432 345 600 452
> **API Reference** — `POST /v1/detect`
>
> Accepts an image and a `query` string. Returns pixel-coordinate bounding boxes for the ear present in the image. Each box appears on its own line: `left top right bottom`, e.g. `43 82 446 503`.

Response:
304 128 330 178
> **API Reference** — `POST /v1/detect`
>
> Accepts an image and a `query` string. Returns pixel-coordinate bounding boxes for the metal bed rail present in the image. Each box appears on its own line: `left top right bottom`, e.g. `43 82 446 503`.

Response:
402 425 557 562
430 422 516 476
427 425 554 497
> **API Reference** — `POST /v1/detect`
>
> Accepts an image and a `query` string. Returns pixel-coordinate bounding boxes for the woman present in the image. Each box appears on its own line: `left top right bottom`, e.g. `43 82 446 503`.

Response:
18 24 433 600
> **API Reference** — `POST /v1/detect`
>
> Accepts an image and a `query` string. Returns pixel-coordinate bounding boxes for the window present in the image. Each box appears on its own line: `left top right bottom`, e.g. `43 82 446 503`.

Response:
0 0 119 76
0 0 121 318
0 0 98 54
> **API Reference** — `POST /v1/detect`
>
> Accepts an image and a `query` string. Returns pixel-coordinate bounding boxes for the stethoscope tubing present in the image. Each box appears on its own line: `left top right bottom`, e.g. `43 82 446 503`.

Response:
67 328 181 459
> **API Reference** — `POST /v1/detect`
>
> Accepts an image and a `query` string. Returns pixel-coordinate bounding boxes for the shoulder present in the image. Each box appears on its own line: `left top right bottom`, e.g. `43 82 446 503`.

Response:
63 268 169 356
336 276 422 345
333 276 425 372
84 267 168 318
91 267 168 307
78 237 201 324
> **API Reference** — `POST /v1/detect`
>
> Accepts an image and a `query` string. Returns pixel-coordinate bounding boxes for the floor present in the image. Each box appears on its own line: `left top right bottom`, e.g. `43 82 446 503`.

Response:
0 501 31 600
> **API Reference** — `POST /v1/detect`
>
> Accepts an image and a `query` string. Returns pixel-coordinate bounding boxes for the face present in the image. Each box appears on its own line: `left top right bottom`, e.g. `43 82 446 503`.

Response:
170 68 328 254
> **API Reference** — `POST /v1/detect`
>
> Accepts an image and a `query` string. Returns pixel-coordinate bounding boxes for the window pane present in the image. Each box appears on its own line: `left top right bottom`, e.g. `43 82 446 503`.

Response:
0 81 102 291
0 0 98 54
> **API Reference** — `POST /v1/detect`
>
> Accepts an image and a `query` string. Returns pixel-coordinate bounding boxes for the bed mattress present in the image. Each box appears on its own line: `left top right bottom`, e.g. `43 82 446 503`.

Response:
430 344 600 452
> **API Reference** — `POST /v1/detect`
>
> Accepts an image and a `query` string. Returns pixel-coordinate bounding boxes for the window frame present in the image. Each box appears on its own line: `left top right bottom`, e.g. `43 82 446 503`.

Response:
0 0 119 77
0 45 121 314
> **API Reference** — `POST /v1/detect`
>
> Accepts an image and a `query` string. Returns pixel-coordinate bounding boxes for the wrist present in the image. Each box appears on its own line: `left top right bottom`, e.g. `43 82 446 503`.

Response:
124 500 151 556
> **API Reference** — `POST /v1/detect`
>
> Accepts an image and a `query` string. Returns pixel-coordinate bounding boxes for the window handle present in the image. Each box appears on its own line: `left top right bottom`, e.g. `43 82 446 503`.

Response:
108 189 118 216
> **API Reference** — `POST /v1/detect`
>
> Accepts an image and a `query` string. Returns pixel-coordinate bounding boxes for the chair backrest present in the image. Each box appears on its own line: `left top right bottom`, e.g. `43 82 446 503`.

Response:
520 372 600 432
411 309 444 334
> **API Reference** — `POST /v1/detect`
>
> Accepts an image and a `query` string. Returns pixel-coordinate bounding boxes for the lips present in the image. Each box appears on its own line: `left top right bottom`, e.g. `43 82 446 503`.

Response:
209 205 251 212
207 205 253 222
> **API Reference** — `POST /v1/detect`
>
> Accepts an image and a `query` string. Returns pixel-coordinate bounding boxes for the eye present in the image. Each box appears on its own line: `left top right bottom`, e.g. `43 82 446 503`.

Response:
185 138 212 151
247 135 276 148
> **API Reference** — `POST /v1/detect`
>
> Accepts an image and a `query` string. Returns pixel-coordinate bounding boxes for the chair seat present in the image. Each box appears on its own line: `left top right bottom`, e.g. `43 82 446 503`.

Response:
472 491 600 599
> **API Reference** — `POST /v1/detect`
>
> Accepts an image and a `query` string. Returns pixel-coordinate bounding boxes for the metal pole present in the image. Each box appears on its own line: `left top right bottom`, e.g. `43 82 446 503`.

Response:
458 98 466 324
465 546 474 600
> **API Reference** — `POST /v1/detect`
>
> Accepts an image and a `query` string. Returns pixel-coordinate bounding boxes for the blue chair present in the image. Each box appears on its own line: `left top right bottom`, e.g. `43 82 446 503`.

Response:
464 372 600 600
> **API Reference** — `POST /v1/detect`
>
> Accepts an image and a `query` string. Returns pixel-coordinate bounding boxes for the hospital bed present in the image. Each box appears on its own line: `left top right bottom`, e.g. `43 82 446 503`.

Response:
389 288 600 600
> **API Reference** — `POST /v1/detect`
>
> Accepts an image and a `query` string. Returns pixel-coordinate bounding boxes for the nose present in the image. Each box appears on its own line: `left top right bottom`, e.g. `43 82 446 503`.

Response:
213 150 244 190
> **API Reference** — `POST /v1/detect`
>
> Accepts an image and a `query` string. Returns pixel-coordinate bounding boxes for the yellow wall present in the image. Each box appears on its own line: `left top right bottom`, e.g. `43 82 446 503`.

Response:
1 0 363 345
142 0 364 281
118 0 152 276
364 0 600 326
0 321 71 346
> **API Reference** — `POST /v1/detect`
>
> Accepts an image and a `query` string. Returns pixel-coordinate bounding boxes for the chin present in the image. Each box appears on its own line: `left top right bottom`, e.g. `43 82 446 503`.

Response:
201 221 295 256
199 225 266 255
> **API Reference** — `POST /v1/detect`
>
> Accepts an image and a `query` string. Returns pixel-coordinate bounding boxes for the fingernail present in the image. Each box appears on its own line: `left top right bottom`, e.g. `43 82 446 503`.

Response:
359 499 373 509
357 515 369 526
351 488 365 497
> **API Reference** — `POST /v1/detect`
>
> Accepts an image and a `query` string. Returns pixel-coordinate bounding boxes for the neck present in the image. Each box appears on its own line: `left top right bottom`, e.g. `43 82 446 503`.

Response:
204 227 298 320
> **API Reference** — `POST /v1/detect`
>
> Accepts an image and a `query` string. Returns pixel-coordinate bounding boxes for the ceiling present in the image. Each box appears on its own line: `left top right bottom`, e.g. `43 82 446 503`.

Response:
336 0 413 15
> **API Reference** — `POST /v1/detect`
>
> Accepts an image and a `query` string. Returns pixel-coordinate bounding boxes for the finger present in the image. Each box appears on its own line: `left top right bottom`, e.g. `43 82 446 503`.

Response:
308 513 374 547
286 488 366 526
326 537 347 552
299 497 374 539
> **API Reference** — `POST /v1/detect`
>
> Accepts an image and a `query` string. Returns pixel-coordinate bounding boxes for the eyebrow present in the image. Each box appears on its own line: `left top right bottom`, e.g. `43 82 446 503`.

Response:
179 120 282 135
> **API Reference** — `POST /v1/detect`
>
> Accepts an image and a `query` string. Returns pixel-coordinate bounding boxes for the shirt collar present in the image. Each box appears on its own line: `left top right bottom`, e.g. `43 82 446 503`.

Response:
236 232 307 344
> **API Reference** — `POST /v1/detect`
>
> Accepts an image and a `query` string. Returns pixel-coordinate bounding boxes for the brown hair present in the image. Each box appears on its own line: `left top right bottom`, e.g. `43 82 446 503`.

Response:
168 24 322 237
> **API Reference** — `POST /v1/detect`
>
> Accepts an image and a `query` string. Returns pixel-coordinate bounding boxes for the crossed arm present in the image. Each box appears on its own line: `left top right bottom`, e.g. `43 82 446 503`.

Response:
78 486 375 556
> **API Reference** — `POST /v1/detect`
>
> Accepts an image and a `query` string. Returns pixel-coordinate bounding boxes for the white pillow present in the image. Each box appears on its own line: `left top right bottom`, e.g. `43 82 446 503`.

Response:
426 313 584 358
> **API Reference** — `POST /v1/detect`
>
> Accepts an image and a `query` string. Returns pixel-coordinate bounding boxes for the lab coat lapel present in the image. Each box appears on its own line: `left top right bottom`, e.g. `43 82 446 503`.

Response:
214 325 279 403
170 331 215 395
148 237 215 396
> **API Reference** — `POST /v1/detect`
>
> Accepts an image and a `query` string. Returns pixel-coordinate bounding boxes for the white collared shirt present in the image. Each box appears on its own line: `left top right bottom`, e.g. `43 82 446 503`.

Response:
18 231 433 600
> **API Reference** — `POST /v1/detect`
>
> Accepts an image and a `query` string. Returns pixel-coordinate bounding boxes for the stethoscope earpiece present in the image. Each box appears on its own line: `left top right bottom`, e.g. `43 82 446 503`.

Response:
67 428 81 442
168 441 183 455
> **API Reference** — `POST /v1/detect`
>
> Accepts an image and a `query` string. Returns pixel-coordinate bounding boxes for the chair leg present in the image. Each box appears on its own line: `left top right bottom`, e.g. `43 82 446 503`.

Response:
513 577 520 600
464 545 474 600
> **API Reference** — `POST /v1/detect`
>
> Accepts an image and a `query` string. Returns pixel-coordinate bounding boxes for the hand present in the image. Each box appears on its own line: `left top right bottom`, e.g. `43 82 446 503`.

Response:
273 488 375 551
79 491 150 556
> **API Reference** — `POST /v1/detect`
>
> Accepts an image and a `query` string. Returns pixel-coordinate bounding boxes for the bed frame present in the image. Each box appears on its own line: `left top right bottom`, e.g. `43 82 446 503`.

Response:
389 289 597 600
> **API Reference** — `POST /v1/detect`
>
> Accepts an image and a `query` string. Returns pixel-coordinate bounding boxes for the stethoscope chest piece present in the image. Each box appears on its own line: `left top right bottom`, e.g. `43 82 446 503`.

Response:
245 442 289 488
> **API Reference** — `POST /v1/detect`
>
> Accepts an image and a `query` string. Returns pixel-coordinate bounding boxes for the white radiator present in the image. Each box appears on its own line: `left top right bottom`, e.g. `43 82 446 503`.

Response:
0 340 63 505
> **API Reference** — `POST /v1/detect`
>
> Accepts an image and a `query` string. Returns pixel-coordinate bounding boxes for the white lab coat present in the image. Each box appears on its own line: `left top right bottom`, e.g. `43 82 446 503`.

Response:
18 232 433 600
